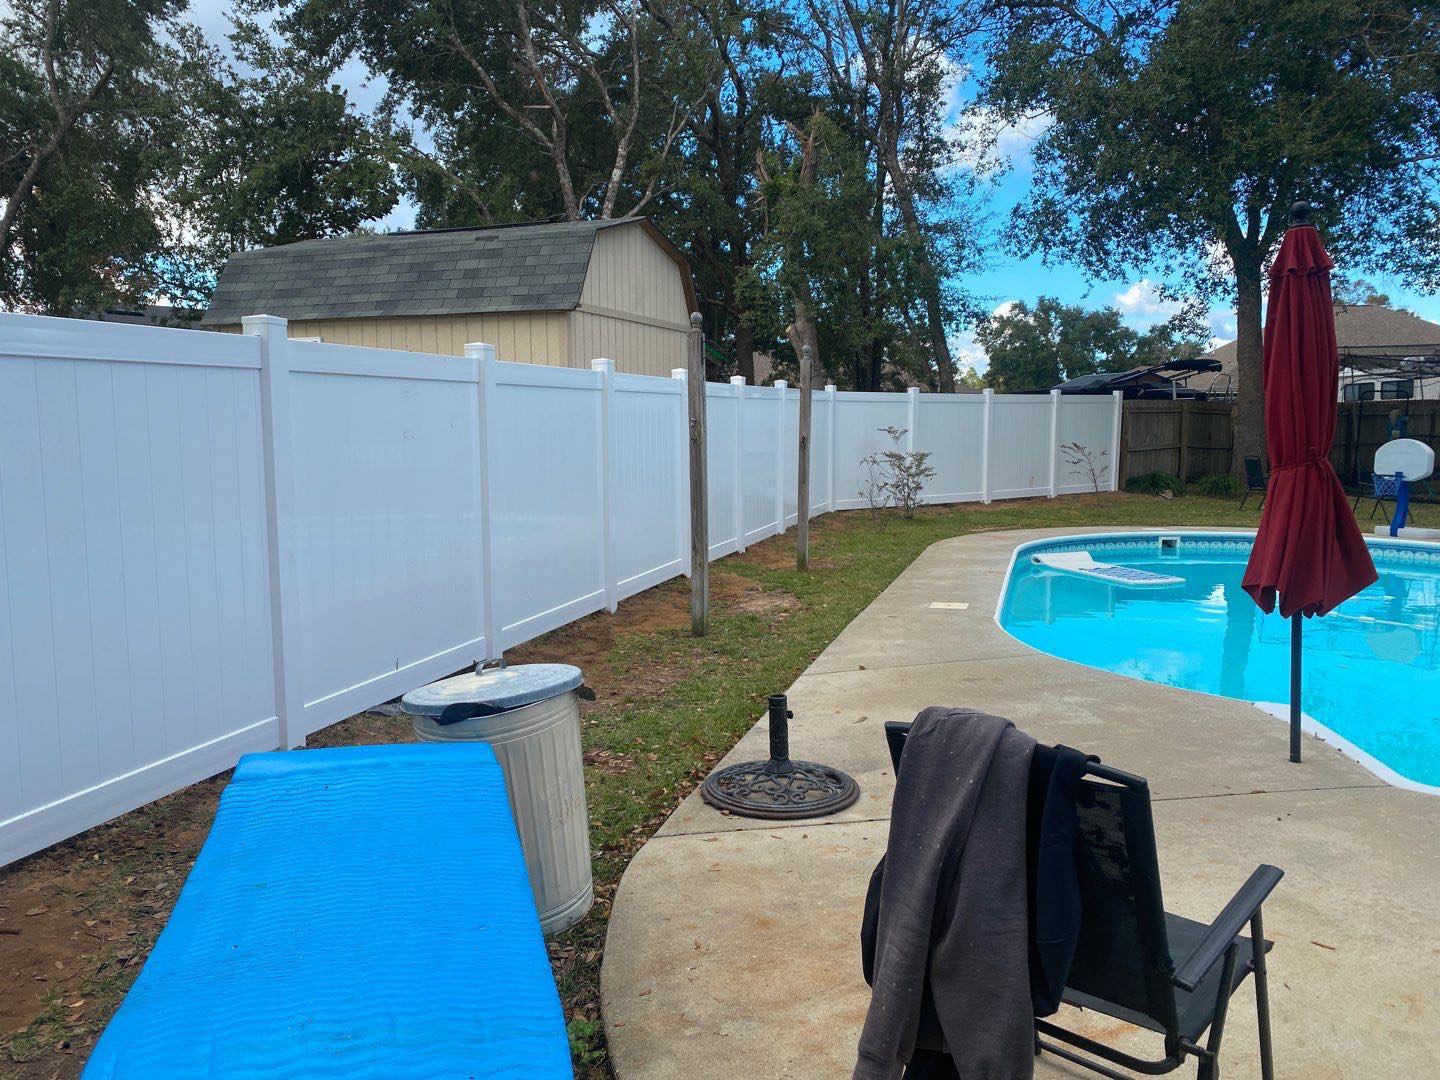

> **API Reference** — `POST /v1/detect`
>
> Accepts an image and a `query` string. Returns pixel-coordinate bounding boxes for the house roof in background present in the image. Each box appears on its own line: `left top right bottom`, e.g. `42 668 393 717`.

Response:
1204 303 1440 382
201 217 690 326
92 305 199 327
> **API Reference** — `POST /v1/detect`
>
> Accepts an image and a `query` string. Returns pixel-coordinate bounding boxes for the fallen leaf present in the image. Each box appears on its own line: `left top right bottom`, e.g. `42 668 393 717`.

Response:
24 906 47 917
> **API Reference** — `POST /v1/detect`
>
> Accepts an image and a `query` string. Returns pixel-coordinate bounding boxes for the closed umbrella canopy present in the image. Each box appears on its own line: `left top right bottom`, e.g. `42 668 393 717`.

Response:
1242 210 1377 618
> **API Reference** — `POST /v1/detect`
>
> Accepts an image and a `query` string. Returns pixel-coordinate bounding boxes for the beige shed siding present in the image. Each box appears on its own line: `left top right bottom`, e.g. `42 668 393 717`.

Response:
270 313 570 365
580 223 689 327
569 310 687 376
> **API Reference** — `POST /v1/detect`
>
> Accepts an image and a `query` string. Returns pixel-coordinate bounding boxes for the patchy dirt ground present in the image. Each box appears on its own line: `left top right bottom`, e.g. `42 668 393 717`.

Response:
0 562 791 1079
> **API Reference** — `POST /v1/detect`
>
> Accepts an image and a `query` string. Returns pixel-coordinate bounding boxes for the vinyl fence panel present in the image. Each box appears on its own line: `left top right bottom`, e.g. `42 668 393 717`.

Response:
1 311 1122 865
611 373 687 597
832 393 910 511
1055 395 1121 495
989 394 1054 499
917 394 988 503
284 340 485 736
487 362 607 649
0 317 276 864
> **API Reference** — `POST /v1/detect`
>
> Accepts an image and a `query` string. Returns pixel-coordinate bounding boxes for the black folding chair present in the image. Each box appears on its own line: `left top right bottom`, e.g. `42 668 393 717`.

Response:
1238 456 1268 511
883 722 1282 1080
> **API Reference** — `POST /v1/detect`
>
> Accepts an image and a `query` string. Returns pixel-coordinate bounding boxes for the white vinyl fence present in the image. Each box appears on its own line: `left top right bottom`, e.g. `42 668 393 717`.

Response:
0 312 1120 864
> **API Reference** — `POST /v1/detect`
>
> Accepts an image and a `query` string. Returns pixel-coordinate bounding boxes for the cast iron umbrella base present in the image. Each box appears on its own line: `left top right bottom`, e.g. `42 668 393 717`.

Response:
700 693 859 820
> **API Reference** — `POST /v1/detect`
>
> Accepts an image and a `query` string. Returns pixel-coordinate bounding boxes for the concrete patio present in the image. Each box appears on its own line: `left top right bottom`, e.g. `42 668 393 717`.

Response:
601 528 1440 1078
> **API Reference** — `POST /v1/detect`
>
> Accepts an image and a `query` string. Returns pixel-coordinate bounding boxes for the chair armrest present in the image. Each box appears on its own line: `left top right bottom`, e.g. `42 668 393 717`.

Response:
1170 864 1284 993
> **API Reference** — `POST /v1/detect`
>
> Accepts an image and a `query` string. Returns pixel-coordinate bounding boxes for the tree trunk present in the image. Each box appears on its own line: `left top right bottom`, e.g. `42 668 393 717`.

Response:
1231 259 1266 475
884 146 955 392
785 315 819 373
733 317 755 384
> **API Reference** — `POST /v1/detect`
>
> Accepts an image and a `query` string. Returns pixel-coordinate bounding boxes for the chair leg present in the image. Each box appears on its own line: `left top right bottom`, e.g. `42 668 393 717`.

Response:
1250 910 1276 1080
1239 491 1250 510
1196 942 1239 1080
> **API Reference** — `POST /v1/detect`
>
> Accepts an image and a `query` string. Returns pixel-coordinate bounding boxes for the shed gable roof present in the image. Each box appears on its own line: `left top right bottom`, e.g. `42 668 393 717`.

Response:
201 218 652 326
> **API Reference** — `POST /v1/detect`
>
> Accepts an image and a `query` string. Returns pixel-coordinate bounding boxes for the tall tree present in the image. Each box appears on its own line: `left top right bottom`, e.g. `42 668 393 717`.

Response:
649 0 785 382
977 295 1204 390
168 25 400 284
262 0 719 222
799 0 981 390
0 0 190 310
980 0 1440 468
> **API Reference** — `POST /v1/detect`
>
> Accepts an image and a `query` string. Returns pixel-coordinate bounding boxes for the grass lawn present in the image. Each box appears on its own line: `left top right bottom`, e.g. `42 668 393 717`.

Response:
3 491 1432 1078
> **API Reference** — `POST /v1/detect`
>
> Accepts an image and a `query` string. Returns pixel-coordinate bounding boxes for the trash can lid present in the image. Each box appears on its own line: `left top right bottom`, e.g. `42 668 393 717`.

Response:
402 664 584 717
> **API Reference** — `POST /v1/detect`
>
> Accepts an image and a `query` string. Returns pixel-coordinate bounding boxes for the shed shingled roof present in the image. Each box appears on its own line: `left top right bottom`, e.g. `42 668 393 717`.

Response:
201 218 636 326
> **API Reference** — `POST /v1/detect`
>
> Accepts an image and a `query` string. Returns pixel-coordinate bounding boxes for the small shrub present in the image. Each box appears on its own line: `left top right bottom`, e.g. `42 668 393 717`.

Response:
1125 471 1186 497
858 426 937 518
1193 473 1242 498
1058 441 1109 506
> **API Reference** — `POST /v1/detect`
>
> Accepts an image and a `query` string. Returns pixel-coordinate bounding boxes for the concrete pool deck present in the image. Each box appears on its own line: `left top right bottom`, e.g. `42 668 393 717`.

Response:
600 527 1440 1079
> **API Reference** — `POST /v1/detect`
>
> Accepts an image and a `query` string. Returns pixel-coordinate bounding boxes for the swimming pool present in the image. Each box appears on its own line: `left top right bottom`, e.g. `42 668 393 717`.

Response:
997 531 1440 793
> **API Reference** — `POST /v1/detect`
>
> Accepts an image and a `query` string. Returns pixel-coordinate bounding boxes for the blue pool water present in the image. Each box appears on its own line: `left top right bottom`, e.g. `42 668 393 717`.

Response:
998 532 1440 791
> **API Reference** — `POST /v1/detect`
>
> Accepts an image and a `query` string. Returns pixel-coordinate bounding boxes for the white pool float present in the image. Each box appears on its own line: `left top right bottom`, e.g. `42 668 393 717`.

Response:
1032 550 1183 588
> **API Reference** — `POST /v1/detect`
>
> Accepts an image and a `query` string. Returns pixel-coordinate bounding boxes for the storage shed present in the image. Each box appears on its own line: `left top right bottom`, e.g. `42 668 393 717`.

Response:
201 217 697 377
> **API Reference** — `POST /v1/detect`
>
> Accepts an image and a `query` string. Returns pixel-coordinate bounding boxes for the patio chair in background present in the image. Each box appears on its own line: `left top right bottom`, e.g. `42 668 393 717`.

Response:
1239 456 1269 510
882 721 1282 1080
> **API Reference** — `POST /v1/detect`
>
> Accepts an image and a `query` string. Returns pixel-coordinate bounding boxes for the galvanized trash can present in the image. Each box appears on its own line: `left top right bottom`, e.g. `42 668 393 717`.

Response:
403 664 594 936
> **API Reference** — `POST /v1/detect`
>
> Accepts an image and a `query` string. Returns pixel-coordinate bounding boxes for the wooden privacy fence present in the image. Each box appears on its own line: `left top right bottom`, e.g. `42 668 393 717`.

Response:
1119 400 1235 484
1332 400 1440 486
1119 398 1440 487
0 313 1122 866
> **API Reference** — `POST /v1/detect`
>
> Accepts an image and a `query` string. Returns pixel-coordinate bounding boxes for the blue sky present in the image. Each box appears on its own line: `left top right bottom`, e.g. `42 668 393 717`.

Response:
186 1 1439 370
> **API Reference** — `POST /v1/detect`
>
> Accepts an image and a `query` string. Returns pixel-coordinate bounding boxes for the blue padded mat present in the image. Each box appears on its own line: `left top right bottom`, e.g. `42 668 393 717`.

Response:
83 743 571 1079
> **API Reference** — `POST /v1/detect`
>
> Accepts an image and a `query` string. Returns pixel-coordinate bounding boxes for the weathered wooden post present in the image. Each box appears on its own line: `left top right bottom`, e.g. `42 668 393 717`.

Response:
687 312 709 635
797 344 813 570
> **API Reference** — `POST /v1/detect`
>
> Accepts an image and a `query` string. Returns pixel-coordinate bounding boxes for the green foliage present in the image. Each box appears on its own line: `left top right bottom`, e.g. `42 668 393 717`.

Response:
977 296 1207 391
0 0 192 311
982 0 1440 295
167 26 400 288
980 0 1440 463
1193 473 1243 498
1125 472 1187 497
567 1018 605 1068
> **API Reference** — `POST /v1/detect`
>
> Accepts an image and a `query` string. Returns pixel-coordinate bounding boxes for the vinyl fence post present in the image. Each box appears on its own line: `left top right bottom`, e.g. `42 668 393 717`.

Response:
797 347 813 570
981 387 995 505
592 358 617 613
774 379 788 534
464 342 499 660
826 384 838 513
730 375 746 552
1048 388 1062 498
245 314 305 750
1111 390 1124 492
687 314 709 635
906 386 921 508
672 366 691 578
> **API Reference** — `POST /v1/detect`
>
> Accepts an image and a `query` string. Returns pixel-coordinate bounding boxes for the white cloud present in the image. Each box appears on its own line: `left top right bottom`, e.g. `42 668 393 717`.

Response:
1111 278 1184 327
1205 308 1236 350
949 108 1053 175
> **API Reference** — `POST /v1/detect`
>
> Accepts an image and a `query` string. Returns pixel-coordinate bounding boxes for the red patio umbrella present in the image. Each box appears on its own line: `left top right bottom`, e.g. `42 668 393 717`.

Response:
1241 202 1377 762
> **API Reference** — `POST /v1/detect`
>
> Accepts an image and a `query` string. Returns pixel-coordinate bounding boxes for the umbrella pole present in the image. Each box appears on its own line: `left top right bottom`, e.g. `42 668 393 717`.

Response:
1289 614 1302 763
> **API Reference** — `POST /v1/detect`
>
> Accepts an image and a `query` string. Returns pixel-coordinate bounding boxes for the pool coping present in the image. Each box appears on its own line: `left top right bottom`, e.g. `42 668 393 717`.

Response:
993 528 1440 797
